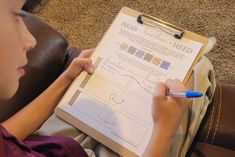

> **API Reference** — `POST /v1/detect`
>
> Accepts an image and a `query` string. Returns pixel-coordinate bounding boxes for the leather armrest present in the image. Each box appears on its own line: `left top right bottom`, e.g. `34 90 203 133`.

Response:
23 0 43 11
194 84 235 150
188 142 235 157
0 11 68 121
63 47 83 71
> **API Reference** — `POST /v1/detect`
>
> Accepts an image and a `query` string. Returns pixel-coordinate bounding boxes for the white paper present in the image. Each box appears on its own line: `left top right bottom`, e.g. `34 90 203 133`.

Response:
58 12 202 156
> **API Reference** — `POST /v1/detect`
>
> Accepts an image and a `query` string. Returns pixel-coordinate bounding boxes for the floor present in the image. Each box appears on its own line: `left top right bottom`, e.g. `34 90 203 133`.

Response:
34 0 235 84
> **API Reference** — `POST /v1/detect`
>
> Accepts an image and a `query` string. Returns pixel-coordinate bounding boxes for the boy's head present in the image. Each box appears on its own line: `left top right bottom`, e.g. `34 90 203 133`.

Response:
0 0 36 100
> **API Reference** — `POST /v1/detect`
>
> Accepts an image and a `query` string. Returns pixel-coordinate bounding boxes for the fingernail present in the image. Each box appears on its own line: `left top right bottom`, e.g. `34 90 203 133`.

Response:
89 67 94 73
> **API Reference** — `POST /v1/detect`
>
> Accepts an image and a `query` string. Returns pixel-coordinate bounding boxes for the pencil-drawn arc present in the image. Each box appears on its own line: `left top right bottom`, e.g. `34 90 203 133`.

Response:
110 93 125 104
122 74 140 84
121 74 153 95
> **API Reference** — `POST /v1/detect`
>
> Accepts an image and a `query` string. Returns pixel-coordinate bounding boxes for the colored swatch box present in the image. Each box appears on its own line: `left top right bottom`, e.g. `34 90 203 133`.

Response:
160 61 170 70
152 57 161 66
127 46 137 54
135 50 145 58
143 53 153 62
120 43 129 51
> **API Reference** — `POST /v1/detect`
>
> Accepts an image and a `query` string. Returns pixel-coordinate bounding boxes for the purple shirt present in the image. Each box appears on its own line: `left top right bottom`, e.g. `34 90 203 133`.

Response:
0 125 88 157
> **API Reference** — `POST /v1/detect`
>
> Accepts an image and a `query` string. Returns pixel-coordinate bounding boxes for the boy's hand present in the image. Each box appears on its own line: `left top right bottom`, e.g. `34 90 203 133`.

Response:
152 79 192 135
63 49 94 82
143 80 192 157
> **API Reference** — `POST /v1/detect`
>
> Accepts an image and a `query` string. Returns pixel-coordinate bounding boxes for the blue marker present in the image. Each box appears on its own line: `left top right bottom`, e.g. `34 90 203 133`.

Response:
167 91 203 98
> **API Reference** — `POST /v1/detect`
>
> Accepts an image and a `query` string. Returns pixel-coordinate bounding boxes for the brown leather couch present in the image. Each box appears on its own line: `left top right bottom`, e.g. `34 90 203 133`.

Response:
187 84 235 157
0 12 234 157
23 0 43 11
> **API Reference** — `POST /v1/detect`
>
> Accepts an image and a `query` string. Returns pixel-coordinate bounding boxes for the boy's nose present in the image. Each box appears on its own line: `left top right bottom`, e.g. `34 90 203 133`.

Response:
23 27 37 52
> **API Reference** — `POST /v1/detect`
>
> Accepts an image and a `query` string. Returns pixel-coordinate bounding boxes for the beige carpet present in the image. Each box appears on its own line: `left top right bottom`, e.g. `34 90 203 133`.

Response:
33 0 235 84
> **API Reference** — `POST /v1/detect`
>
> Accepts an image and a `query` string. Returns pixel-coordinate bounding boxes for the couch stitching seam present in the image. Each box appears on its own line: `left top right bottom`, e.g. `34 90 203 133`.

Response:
205 86 217 143
211 84 222 144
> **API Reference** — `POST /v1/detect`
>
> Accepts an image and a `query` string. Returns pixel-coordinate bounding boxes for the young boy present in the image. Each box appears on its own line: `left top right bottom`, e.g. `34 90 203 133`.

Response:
0 0 191 156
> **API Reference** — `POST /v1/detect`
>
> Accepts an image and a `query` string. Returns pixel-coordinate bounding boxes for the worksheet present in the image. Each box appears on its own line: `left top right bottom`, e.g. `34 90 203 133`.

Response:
56 10 202 157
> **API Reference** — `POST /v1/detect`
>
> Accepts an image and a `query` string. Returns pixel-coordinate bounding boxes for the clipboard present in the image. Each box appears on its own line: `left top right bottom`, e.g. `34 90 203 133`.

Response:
121 7 208 85
55 7 209 157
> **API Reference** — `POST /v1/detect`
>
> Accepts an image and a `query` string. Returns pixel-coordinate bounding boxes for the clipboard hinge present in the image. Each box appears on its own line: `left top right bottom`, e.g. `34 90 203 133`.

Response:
137 14 184 39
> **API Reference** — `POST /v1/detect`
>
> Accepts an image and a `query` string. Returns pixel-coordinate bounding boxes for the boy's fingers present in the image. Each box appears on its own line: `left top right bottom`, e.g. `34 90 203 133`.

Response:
165 79 191 106
153 82 167 98
165 79 186 92
84 64 94 74
74 58 91 68
79 49 94 58
74 58 94 74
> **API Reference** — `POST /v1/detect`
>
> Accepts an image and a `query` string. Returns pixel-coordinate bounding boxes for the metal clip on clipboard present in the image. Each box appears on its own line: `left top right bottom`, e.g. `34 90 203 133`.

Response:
137 14 184 39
